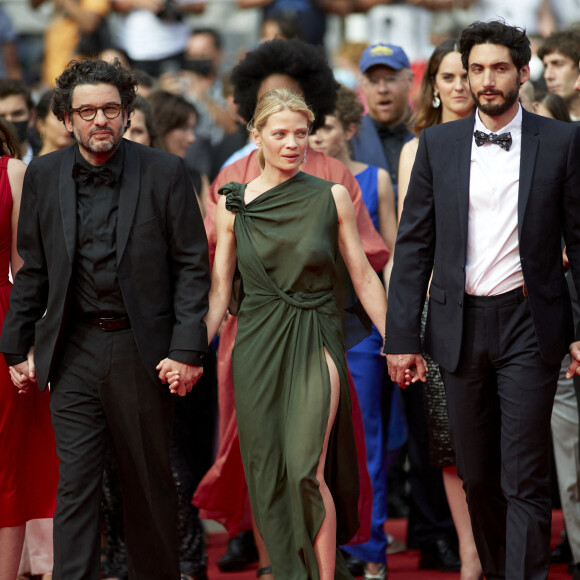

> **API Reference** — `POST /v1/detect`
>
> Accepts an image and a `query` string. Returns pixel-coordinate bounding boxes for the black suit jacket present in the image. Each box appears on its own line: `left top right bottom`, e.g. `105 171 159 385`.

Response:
1 139 210 390
385 109 580 372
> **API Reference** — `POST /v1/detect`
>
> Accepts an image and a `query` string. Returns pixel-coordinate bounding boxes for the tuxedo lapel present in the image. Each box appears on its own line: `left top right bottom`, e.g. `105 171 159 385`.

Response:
518 110 539 237
455 116 475 259
59 146 78 264
116 140 141 265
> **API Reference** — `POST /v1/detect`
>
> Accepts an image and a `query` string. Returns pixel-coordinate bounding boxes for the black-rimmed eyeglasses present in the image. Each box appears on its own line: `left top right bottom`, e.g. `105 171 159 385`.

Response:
70 104 124 121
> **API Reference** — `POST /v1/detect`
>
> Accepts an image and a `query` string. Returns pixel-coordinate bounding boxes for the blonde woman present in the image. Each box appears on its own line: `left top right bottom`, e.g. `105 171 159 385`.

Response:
201 88 388 579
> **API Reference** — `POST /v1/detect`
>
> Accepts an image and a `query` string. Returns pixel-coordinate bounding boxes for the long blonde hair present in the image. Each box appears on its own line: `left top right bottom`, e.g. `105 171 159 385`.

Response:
249 89 315 170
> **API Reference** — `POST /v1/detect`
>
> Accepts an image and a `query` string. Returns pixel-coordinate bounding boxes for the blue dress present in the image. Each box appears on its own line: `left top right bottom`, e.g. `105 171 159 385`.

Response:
342 165 407 564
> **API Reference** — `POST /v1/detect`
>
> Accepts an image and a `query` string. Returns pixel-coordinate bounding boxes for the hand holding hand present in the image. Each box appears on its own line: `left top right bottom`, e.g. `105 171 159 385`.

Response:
386 353 427 388
566 341 580 379
156 358 203 396
9 347 37 394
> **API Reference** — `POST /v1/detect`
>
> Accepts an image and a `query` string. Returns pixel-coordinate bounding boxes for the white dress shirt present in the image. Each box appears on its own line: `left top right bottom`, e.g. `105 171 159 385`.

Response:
465 105 524 296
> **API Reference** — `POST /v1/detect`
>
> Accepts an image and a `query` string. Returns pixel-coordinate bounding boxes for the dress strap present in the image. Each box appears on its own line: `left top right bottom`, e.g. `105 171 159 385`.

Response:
0 154 13 171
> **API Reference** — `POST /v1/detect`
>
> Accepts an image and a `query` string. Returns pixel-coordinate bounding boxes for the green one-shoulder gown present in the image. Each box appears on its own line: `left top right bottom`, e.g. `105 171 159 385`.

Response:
219 172 359 580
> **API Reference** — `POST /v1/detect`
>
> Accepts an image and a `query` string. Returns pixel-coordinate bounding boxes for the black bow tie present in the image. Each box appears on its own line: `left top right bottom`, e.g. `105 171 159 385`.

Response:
72 162 115 186
474 130 512 151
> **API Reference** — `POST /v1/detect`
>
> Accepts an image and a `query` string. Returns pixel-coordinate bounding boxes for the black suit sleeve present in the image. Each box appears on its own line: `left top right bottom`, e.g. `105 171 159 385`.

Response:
384 131 435 354
1 162 49 357
166 158 211 356
562 125 580 311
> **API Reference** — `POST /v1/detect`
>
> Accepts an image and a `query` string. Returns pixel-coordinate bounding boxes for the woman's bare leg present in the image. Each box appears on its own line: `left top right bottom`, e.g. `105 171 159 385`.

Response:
442 467 482 580
0 525 26 580
252 512 273 578
313 348 341 580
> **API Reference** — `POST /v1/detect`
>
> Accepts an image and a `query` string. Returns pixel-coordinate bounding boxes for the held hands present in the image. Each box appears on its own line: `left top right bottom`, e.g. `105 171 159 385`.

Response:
566 341 580 379
386 353 428 388
9 347 37 394
156 358 203 397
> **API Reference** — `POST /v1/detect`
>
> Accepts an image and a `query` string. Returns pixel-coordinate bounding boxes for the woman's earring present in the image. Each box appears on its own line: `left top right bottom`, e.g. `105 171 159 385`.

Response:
432 90 441 109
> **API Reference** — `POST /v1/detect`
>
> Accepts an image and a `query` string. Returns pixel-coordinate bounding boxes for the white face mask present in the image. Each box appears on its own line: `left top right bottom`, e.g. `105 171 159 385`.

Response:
333 68 358 90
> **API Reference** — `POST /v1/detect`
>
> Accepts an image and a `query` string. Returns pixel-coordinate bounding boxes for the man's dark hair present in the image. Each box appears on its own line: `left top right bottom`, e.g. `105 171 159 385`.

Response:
0 79 34 113
52 58 138 124
230 38 338 133
460 20 531 72
538 29 580 67
190 27 222 51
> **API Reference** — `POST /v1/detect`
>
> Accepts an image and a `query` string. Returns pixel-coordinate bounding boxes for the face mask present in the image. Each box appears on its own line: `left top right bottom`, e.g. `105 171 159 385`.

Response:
183 59 214 77
333 68 358 90
8 119 30 144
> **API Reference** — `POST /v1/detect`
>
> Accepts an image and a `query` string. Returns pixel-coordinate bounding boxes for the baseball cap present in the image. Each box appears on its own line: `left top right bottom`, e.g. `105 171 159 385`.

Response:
359 43 410 74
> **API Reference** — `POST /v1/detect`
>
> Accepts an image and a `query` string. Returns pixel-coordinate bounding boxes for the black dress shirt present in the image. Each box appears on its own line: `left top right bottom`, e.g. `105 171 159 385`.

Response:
374 118 412 187
72 145 125 316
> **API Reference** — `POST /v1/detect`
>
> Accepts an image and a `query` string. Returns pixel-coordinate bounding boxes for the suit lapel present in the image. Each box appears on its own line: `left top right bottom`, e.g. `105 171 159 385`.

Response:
59 146 78 263
518 110 539 238
116 140 141 265
455 116 475 257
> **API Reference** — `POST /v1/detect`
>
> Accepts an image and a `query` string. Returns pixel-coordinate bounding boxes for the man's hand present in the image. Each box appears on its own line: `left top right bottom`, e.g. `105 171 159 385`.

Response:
156 358 203 397
9 347 37 394
566 341 580 379
386 353 427 388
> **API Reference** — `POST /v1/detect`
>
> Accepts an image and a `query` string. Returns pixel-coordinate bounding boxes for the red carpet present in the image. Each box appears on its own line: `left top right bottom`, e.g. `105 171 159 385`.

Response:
205 510 570 579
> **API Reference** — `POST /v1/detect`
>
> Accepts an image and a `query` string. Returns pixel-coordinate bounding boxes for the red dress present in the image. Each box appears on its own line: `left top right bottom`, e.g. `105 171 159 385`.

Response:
0 155 59 527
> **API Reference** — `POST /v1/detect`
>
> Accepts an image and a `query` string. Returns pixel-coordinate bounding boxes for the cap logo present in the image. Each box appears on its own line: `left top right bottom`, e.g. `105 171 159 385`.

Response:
370 45 394 57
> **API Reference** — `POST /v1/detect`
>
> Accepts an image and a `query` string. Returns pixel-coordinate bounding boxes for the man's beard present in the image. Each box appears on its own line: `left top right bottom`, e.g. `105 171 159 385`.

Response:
471 85 520 117
73 123 123 157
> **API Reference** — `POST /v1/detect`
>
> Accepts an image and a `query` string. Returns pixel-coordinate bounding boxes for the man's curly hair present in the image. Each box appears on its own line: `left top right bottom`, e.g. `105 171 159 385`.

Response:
52 59 138 126
231 38 338 133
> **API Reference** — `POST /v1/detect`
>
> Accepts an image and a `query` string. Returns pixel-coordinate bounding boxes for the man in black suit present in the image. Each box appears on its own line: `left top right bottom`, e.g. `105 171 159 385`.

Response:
1 59 210 580
386 20 580 580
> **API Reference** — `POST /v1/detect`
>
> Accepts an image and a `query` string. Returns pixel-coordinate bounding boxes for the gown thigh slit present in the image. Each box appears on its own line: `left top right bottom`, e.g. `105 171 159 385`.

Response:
219 174 359 580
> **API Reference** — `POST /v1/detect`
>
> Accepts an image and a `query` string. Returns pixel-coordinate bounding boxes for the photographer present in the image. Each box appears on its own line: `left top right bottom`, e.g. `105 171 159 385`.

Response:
111 0 205 78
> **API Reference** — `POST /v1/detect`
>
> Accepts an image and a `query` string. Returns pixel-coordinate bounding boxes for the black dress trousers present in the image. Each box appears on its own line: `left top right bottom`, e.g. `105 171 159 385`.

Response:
49 320 180 580
441 288 559 580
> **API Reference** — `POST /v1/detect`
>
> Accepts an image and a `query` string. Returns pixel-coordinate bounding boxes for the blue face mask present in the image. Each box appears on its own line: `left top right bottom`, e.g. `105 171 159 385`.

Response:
333 68 359 90
8 119 29 144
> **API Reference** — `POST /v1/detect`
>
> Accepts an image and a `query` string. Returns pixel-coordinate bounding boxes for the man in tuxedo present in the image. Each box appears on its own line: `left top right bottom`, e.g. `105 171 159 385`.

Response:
352 42 460 571
386 20 580 580
1 59 210 580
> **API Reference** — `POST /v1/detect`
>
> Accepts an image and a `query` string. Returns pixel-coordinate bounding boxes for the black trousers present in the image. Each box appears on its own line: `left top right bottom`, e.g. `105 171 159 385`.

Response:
49 322 180 580
440 288 559 580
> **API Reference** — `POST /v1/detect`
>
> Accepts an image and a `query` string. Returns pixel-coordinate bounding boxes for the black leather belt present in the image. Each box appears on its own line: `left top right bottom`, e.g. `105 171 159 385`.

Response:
86 316 131 331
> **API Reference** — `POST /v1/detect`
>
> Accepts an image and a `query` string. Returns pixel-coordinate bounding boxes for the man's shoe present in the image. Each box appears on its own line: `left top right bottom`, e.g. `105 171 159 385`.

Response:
551 535 572 564
217 531 259 572
418 539 461 572
570 562 580 580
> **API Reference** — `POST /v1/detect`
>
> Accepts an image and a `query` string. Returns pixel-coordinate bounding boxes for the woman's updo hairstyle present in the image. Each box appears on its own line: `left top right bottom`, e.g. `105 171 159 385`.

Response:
249 88 315 170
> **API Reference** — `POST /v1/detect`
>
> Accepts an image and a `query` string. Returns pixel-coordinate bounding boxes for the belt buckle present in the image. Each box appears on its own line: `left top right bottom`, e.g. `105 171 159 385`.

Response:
99 317 116 331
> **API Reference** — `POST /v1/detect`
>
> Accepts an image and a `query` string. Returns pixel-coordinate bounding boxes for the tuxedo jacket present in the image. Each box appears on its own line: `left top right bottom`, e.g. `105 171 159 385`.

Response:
1 139 210 390
385 109 580 372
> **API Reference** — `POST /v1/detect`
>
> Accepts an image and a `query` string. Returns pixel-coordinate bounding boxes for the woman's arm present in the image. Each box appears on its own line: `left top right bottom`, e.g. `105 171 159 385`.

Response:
333 183 387 337
7 158 25 277
376 166 397 290
397 137 418 223
204 195 237 343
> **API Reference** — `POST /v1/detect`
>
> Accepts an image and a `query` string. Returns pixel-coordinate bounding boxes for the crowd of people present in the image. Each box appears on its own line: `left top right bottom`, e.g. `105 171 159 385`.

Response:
1 3 580 580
